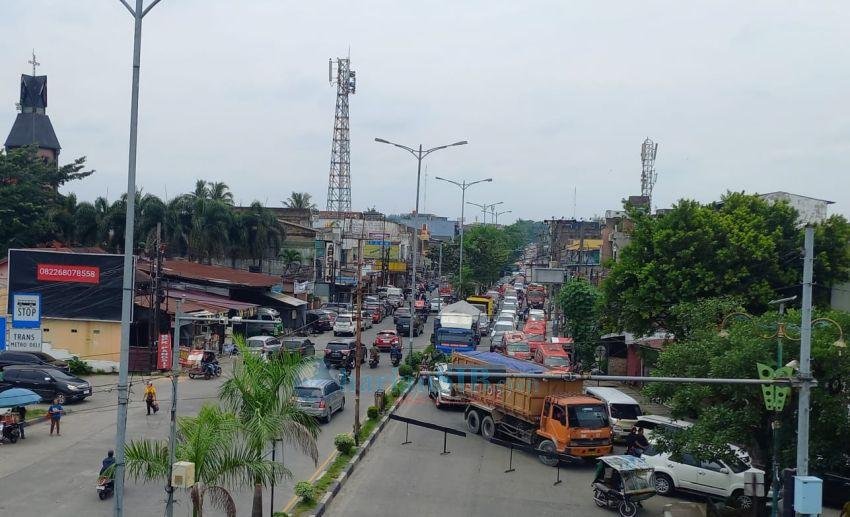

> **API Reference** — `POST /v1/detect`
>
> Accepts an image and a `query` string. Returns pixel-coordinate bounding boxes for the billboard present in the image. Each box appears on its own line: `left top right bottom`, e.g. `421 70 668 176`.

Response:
7 249 126 322
363 240 400 260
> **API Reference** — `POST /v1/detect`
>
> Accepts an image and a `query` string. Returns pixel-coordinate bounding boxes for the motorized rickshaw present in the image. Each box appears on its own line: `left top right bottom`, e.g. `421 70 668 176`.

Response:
0 388 41 444
592 455 657 517
181 349 221 379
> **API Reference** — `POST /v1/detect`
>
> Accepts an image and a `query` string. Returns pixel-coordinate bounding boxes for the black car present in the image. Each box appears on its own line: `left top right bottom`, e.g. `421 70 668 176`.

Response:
0 365 91 403
0 351 71 374
323 339 365 369
393 307 412 325
306 310 333 332
396 315 424 337
279 338 316 358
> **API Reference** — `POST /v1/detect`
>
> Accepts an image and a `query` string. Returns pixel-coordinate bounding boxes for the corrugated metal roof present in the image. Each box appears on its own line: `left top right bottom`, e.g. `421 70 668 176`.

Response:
142 258 281 288
266 291 308 307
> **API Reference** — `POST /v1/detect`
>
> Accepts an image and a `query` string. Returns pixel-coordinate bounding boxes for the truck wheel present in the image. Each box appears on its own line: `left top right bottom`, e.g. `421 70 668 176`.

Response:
466 410 481 434
618 501 637 517
537 439 559 466
653 473 674 496
481 415 496 440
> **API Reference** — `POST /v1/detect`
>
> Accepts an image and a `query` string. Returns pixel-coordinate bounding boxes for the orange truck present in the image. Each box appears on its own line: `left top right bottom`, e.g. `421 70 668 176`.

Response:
526 283 547 309
451 351 612 465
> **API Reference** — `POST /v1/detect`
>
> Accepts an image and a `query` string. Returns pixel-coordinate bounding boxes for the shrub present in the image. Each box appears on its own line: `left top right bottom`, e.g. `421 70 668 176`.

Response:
334 433 356 454
390 382 403 398
367 406 379 420
404 350 423 369
398 364 413 379
67 356 93 376
294 481 316 502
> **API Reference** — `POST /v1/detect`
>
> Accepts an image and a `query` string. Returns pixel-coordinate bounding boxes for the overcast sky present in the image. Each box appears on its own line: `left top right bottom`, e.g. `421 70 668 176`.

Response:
2 1 848 223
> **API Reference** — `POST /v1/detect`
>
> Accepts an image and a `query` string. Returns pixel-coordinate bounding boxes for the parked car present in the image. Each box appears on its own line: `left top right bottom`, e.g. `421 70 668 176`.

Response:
323 339 365 369
294 379 345 423
0 351 70 374
396 315 424 336
246 335 282 355
333 314 357 336
278 338 316 358
0 365 91 403
643 443 763 510
373 329 400 351
428 362 466 408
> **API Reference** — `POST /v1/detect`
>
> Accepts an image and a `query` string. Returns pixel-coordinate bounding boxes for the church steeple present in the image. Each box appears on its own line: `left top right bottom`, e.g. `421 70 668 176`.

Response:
4 52 61 161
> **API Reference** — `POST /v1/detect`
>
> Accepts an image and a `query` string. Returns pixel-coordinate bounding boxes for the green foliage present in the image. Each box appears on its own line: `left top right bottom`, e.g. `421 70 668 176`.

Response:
67 356 93 376
0 147 93 255
390 383 403 398
282 192 317 210
294 481 316 502
602 193 850 335
397 364 414 378
645 308 850 474
334 433 355 454
558 278 602 364
367 406 379 420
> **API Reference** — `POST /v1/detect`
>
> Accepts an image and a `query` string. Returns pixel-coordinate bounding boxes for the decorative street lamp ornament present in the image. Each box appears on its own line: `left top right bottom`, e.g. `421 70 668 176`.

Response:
756 363 794 411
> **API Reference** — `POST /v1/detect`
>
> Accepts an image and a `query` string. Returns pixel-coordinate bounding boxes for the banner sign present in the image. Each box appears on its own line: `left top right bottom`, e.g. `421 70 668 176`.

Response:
8 328 42 352
323 243 336 283
363 242 400 260
7 249 125 322
0 317 5 350
11 293 41 328
157 333 173 370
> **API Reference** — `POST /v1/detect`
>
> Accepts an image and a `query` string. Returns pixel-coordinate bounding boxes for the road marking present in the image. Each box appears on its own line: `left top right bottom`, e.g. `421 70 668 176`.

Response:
282 450 338 513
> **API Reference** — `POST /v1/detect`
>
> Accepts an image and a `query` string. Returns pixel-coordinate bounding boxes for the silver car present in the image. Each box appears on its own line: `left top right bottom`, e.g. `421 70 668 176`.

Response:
246 335 282 355
295 379 345 423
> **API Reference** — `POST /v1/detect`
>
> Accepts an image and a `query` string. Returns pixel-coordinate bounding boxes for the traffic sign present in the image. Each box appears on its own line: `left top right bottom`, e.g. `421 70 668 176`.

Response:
12 293 41 329
8 328 42 352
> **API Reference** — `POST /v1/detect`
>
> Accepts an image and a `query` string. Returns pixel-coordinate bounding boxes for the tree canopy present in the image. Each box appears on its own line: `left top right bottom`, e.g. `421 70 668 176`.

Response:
602 192 850 336
557 278 602 365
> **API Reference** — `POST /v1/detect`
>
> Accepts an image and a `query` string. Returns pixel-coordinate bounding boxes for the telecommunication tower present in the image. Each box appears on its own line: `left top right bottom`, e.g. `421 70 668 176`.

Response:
640 137 659 202
326 57 356 213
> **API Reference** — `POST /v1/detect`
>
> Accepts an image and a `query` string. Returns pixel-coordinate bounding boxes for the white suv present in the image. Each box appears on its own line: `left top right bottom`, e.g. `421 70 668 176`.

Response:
333 313 357 336
642 445 763 510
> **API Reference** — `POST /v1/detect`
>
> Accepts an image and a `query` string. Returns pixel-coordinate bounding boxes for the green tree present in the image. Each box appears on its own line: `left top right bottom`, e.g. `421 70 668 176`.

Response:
282 192 317 210
242 201 284 268
125 404 286 517
0 147 92 254
644 306 850 477
602 193 850 336
220 338 320 517
558 278 602 365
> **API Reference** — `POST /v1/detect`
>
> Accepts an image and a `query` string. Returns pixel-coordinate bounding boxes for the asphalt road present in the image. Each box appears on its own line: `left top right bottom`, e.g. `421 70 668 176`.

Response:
0 312 436 517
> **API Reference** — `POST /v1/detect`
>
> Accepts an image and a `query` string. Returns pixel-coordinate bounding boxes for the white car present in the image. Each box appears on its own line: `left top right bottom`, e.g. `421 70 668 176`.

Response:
359 311 373 330
333 313 356 336
427 362 466 408
634 415 752 466
642 445 763 510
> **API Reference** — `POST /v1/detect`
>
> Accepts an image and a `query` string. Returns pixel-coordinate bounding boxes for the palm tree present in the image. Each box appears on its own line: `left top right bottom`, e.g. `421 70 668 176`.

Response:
125 404 285 517
220 338 319 517
208 181 235 205
243 202 284 269
282 192 317 210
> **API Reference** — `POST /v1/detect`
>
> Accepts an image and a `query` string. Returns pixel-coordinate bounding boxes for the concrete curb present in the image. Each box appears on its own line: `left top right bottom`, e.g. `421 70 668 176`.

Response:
306 375 420 517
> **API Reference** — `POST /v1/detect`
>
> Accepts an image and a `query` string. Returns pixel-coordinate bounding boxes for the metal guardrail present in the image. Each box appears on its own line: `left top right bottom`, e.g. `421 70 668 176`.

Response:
388 414 466 454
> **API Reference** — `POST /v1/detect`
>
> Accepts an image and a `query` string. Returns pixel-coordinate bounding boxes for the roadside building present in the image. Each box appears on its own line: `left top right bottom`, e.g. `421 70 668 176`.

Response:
4 67 61 162
545 218 604 284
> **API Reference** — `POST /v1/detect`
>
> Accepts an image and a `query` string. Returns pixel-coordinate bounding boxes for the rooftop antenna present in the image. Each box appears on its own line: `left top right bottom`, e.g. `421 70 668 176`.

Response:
640 137 659 204
28 49 40 76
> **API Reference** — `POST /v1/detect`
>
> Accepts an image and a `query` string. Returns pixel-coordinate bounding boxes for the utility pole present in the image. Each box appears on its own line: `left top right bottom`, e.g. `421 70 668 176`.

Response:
768 295 796 517
353 233 364 442
437 241 443 283
796 226 814 477
113 2 164 515
165 300 182 517
152 223 163 365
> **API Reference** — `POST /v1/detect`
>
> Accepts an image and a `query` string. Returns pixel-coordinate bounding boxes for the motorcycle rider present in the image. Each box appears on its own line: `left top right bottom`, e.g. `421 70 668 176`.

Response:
390 342 402 364
370 343 381 364
100 450 116 476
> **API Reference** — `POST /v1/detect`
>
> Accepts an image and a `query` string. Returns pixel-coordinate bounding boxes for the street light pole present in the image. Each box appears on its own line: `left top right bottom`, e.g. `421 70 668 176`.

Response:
492 209 512 226
768 295 796 517
374 138 467 353
434 176 493 297
113 1 164 516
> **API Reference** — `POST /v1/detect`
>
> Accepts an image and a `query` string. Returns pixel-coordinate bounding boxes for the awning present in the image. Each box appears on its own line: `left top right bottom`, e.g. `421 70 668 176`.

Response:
265 292 308 307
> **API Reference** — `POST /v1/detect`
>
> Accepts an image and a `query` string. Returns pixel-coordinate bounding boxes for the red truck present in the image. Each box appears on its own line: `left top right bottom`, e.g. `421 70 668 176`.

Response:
526 283 547 309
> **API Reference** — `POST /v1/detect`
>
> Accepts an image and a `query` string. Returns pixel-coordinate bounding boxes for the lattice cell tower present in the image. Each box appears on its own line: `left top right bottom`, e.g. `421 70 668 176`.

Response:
326 58 356 213
640 137 659 203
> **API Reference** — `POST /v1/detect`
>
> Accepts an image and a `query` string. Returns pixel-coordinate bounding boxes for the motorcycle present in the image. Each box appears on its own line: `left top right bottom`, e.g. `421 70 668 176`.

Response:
390 347 402 367
96 476 114 500
369 350 380 369
338 366 351 385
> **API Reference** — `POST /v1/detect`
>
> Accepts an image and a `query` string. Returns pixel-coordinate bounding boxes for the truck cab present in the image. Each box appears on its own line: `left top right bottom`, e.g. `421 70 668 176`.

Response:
536 395 613 465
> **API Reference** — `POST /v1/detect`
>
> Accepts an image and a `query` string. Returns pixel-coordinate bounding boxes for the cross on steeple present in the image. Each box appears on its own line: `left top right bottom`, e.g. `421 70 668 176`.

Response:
28 50 40 76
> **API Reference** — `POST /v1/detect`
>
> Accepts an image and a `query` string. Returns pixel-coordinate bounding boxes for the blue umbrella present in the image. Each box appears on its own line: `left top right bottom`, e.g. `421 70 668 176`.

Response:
0 388 42 408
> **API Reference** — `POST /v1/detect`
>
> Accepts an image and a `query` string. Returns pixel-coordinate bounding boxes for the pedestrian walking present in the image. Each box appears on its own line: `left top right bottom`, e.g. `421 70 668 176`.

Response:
144 380 158 415
13 406 26 439
48 398 64 436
